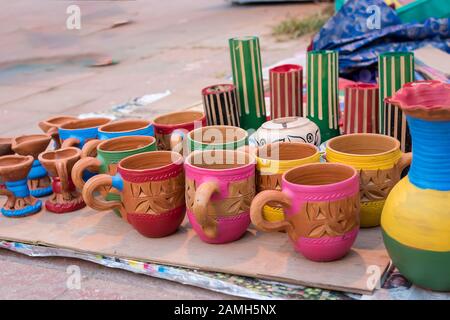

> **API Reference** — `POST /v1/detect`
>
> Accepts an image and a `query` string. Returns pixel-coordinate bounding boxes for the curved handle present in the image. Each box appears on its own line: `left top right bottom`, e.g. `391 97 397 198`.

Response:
170 129 186 154
250 190 293 233
397 152 412 172
55 161 70 192
47 127 62 149
71 157 101 190
81 139 101 158
192 180 220 239
61 137 80 148
0 187 14 202
82 174 123 211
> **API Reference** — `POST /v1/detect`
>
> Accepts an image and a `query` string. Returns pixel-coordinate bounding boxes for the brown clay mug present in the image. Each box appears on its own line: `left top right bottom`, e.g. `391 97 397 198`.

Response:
82 151 185 238
38 115 78 149
38 147 86 213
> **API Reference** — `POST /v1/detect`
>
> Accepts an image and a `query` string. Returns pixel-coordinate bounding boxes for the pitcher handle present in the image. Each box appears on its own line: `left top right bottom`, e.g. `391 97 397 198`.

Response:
192 180 220 239
71 157 101 190
61 137 80 148
83 174 122 211
250 190 293 233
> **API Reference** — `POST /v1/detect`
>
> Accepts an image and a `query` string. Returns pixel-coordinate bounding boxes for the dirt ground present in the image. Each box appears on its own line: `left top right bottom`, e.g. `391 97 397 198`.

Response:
0 0 325 299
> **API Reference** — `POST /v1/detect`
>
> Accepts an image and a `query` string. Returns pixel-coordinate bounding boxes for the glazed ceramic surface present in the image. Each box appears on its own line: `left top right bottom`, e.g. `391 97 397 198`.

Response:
250 163 360 262
72 136 156 218
153 110 206 153
97 119 154 140
38 115 78 149
326 133 411 227
39 147 85 213
12 134 53 197
83 151 185 238
381 80 450 291
202 84 240 127
0 155 42 217
188 125 248 153
59 117 112 149
269 64 304 119
256 142 320 222
185 150 256 244
252 117 320 147
344 83 379 134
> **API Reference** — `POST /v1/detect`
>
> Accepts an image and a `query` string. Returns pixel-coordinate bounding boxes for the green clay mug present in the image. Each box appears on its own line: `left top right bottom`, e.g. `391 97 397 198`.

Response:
187 125 248 153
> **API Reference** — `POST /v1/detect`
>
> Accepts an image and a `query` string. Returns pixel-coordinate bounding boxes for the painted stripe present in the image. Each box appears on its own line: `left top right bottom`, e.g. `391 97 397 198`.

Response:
318 54 323 121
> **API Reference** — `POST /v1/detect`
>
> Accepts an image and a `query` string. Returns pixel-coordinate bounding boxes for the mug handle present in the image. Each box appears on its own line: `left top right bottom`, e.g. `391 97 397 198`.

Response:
397 152 412 172
192 180 220 239
61 137 80 148
55 161 70 192
71 157 101 190
170 129 187 153
82 174 123 211
250 190 294 233
81 139 101 158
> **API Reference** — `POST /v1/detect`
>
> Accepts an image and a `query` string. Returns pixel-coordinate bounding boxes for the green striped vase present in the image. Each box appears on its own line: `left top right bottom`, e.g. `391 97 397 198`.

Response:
378 52 415 138
229 36 266 131
306 50 340 142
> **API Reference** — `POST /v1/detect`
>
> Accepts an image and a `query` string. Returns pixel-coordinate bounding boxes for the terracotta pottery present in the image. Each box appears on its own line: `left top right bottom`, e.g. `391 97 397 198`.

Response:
251 163 360 262
256 142 320 223
97 119 154 140
0 138 14 190
343 83 379 134
252 117 320 147
381 80 450 291
12 134 53 197
0 155 42 217
187 125 248 153
326 133 411 227
202 84 240 127
269 64 304 119
38 147 85 213
58 117 112 149
38 115 78 149
72 136 156 219
83 151 185 238
153 110 206 153
185 150 256 244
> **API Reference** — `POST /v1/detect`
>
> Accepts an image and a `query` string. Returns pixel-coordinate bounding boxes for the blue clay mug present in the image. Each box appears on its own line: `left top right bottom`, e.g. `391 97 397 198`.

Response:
59 117 112 149
97 119 154 140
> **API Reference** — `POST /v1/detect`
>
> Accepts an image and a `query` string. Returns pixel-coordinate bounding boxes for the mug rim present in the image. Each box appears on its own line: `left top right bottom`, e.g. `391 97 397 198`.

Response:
153 111 205 128
188 125 248 146
326 133 400 158
98 119 152 134
60 117 112 131
185 149 256 173
270 64 302 74
118 150 183 173
97 135 156 154
0 155 34 171
256 142 318 162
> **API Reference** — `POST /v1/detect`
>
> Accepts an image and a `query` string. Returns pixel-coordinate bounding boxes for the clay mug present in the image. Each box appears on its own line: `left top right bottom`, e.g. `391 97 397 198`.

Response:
251 163 360 262
38 147 86 213
97 119 154 140
0 155 42 217
58 117 112 149
153 110 206 153
187 125 248 153
71 136 156 219
11 134 53 197
0 138 14 190
326 133 411 227
83 151 185 238
256 142 320 222
38 115 78 149
184 150 256 244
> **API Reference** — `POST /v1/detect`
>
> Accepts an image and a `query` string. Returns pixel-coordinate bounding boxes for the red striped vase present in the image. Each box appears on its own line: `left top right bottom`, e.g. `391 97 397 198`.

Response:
344 83 379 134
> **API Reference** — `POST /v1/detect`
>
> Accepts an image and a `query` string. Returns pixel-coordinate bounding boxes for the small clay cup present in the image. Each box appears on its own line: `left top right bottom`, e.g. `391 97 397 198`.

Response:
12 134 53 197
83 151 185 238
0 155 42 217
187 125 248 153
59 117 112 149
39 147 86 213
38 115 78 149
251 163 360 262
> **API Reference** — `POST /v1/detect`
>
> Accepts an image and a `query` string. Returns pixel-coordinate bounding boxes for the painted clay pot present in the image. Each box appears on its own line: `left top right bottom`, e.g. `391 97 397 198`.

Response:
256 142 320 223
250 163 360 262
252 117 320 147
72 136 156 220
326 133 411 228
83 151 185 238
187 125 248 153
343 83 379 134
202 84 240 127
38 115 78 149
185 150 256 244
0 138 14 190
38 147 86 213
59 117 112 149
97 119 154 140
0 155 42 217
269 64 304 119
12 134 53 197
153 110 206 153
381 80 450 291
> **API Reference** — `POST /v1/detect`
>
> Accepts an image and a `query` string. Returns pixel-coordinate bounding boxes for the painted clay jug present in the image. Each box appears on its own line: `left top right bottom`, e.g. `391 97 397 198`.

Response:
381 80 450 291
12 134 53 197
39 147 85 213
38 115 78 149
0 155 42 217
251 117 320 147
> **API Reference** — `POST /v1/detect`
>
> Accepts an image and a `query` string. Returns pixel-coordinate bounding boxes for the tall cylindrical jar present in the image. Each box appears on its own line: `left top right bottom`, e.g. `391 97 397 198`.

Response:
202 84 240 127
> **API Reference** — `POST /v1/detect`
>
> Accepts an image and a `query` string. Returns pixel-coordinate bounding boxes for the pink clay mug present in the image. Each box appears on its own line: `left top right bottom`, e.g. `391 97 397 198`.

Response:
184 150 256 244
250 163 360 262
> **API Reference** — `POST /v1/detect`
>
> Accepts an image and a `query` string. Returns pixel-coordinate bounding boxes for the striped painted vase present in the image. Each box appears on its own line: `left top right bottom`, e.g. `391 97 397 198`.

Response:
269 64 303 119
378 52 414 152
229 36 266 131
201 84 240 127
343 83 379 134
306 50 340 142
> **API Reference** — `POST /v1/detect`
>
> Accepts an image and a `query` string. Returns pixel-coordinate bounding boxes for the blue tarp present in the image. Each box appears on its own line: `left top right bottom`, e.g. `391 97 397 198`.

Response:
311 0 450 82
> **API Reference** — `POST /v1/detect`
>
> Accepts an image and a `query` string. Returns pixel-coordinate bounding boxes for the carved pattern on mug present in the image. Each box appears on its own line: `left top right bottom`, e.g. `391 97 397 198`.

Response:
359 164 401 202
257 173 282 192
